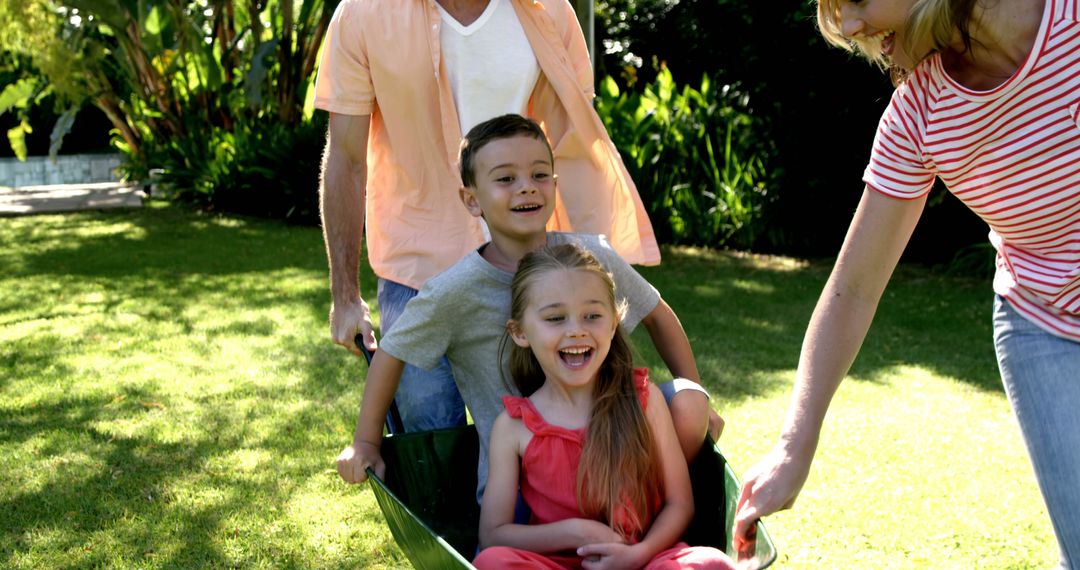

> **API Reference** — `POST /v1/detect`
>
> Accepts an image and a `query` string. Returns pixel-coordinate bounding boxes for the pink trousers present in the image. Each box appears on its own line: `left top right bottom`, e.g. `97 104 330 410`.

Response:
473 541 737 569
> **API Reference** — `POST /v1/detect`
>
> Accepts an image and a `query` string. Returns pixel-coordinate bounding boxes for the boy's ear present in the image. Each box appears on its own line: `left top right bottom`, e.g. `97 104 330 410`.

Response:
459 186 483 218
507 319 529 347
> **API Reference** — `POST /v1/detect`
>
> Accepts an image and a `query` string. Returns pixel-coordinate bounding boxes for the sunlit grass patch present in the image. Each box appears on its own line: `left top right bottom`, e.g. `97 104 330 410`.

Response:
1 204 1057 568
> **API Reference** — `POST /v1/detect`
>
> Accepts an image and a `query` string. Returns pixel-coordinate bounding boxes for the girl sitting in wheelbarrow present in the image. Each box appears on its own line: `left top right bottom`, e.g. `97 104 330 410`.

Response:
475 243 737 570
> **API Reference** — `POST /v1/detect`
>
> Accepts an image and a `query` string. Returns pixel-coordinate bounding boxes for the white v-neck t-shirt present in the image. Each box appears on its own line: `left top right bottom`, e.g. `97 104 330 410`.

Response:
437 0 541 135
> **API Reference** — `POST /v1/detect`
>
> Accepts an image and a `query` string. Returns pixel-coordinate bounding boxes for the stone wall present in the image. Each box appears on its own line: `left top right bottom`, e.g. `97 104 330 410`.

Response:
0 154 123 187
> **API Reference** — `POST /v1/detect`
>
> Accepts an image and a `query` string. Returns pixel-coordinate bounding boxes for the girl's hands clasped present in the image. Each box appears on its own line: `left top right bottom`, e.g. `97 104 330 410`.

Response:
577 542 646 570
572 519 627 546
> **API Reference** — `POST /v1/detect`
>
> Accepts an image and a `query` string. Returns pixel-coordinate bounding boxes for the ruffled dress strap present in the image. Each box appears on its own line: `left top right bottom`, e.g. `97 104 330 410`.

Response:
501 369 652 427
502 395 584 442
633 368 651 408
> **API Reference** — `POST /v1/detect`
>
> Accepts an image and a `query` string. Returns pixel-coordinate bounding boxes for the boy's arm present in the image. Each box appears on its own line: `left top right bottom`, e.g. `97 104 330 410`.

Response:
641 299 724 445
336 350 405 483
639 299 699 382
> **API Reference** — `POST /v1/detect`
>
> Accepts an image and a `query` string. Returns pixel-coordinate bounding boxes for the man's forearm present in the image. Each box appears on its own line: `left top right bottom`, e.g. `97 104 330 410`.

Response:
319 143 366 301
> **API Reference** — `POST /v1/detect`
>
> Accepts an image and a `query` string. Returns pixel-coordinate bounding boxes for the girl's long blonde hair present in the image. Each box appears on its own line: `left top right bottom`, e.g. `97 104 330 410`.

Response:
507 243 662 541
816 0 978 82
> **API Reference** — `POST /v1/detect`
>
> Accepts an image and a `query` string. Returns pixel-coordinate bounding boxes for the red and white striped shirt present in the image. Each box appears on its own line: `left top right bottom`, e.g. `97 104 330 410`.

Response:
865 0 1080 341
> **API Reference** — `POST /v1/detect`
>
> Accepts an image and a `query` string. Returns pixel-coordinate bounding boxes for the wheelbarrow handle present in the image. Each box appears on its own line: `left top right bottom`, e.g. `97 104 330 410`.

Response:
354 333 374 365
354 333 406 434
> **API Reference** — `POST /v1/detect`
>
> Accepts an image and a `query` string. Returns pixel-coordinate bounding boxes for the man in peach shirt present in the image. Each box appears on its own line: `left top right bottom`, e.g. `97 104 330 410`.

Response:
314 0 659 432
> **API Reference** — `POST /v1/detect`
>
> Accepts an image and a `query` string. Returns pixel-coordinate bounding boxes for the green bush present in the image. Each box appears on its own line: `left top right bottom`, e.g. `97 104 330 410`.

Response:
596 67 775 249
127 113 325 225
594 0 993 264
2 0 333 224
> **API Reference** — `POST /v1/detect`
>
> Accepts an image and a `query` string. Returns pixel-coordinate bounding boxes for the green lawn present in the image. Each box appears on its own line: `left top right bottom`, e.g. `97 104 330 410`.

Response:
0 204 1057 568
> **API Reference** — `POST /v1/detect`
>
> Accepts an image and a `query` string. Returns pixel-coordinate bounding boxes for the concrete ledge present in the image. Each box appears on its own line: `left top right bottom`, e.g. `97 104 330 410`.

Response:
0 154 123 187
0 182 145 216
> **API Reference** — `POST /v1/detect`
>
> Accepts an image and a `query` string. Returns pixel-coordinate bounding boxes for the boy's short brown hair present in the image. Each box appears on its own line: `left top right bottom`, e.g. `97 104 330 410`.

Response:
458 114 553 188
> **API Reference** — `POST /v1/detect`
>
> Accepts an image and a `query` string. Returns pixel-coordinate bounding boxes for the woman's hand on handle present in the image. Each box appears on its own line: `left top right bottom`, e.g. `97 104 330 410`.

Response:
731 442 812 551
732 188 927 553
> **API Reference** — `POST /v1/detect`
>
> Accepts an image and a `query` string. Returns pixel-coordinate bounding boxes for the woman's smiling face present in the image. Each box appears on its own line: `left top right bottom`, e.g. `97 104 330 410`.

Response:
838 0 931 71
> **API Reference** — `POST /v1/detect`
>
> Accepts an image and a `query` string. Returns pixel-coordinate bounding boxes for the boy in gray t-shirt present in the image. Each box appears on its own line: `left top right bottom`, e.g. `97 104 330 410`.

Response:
336 115 718 499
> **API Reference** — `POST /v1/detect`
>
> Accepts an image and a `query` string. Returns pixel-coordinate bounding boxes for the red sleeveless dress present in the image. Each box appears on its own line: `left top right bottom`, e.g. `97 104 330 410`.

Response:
473 369 736 569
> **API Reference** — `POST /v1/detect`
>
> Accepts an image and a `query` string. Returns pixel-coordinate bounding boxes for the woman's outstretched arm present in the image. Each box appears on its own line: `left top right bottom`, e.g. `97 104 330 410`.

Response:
733 188 927 548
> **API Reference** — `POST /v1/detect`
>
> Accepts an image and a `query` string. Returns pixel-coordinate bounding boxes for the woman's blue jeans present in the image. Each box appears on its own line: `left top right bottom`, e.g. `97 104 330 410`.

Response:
993 296 1080 569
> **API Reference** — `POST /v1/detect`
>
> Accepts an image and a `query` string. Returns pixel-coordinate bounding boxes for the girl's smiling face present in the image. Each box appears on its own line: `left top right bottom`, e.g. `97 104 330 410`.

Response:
509 268 618 392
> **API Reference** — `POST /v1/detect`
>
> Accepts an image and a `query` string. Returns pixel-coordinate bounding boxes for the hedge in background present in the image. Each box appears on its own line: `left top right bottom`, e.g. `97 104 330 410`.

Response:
595 0 990 264
597 67 775 249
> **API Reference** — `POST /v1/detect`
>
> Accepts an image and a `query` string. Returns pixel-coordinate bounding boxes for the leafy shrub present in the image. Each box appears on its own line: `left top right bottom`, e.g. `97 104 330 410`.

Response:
942 243 996 279
594 0 990 262
596 67 775 249
124 113 326 225
3 0 333 224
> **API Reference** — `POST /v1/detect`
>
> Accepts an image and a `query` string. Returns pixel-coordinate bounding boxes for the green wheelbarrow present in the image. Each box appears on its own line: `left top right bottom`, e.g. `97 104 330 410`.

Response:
365 425 777 569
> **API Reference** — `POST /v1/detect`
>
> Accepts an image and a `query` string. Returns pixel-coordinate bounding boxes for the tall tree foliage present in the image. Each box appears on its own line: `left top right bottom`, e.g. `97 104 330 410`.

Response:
0 0 337 162
0 2 76 159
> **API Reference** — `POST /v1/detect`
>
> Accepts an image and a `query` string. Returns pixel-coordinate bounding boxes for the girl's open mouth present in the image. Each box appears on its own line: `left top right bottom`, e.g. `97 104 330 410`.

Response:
559 347 593 368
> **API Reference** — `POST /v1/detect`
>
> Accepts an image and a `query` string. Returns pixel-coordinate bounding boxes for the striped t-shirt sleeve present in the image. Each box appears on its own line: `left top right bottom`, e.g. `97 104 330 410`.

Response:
864 80 938 199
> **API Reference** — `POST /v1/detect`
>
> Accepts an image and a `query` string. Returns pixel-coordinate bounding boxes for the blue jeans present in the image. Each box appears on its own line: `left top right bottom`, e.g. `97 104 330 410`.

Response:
377 279 466 433
993 296 1080 569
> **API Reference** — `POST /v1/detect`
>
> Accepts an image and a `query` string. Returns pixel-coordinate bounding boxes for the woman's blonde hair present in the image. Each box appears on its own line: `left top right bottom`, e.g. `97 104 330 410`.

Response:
506 243 661 541
816 0 978 81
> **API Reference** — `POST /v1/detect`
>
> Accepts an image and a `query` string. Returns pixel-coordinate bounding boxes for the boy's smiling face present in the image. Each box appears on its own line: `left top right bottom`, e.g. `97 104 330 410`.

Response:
460 134 556 243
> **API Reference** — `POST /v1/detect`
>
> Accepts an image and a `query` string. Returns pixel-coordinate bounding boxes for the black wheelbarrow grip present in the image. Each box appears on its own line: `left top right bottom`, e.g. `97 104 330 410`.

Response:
354 333 374 365
354 333 406 434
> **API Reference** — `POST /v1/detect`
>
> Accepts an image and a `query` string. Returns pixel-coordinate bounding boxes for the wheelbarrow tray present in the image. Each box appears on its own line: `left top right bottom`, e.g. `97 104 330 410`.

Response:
368 425 777 570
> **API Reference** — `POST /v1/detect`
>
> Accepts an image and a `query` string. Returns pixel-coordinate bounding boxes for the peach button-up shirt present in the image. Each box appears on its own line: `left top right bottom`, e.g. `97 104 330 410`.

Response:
314 0 660 290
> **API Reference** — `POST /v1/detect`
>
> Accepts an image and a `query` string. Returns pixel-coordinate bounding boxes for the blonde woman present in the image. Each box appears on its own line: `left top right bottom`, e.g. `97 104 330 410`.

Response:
734 0 1079 566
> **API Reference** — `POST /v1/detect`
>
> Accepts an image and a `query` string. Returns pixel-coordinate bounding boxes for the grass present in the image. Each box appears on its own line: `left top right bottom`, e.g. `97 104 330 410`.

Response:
0 204 1057 568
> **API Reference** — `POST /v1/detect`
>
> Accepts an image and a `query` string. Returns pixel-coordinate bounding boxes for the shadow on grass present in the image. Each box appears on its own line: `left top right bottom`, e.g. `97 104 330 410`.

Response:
1 206 386 567
1 206 1005 567
636 248 1001 399
0 333 76 393
1 205 1002 400
1 392 231 567
3 204 323 275
0 389 376 569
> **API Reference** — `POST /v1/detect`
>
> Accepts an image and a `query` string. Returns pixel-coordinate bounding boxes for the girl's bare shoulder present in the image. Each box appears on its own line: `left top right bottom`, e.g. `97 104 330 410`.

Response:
492 410 533 453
